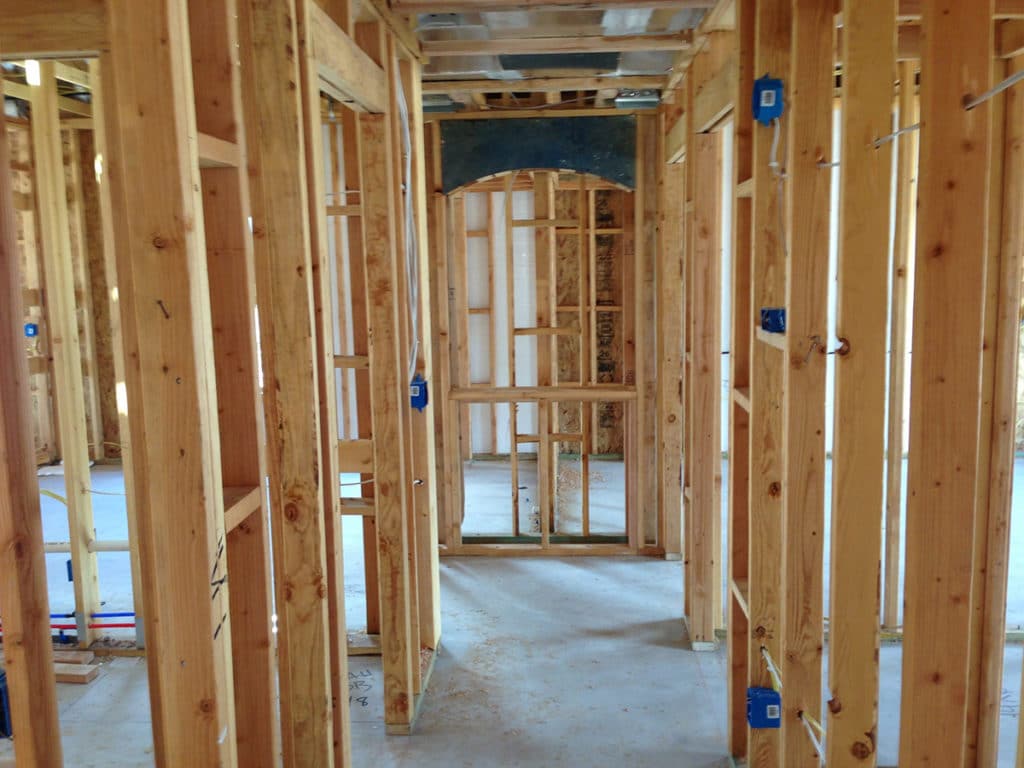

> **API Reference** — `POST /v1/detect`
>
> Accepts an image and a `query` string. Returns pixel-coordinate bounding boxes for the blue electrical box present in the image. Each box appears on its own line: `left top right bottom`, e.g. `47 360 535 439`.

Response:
760 307 786 333
410 373 428 412
24 322 38 338
0 670 10 738
747 687 782 729
752 75 784 126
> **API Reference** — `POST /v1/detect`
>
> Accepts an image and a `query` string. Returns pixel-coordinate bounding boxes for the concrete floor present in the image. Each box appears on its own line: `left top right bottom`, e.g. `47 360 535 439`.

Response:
3 464 1022 766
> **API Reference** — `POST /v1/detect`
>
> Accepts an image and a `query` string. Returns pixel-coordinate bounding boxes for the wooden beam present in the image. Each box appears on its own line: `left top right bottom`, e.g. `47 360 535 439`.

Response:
359 111 416 731
827 1 894 764
0 0 106 58
657 159 684 559
421 75 667 94
900 0 993 765
636 115 659 550
998 20 1024 57
693 49 736 132
298 2 353 761
427 106 657 121
966 52 1022 768
393 0 714 9
449 385 636 402
402 54 443 651
237 0 337 763
99 0 239 760
781 1 831 764
422 31 693 57
686 132 721 646
0 57 63 766
2 81 92 117
748 0 789 763
190 1 279 762
338 439 375 472
726 0 754 759
31 63 100 647
309 3 387 114
896 0 1023 19
883 65 918 631
89 57 147 647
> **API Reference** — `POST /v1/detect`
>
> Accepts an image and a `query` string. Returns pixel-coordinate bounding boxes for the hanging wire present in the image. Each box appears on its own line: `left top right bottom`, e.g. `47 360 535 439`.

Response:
396 68 421 383
964 67 1024 111
768 117 789 258
799 711 827 763
760 645 784 692
872 122 920 149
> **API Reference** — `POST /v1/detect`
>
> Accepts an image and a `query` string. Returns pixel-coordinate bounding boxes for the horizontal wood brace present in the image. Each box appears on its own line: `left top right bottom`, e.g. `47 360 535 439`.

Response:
513 326 576 336
334 354 369 369
449 385 636 403
326 204 361 217
338 438 374 472
197 133 241 169
223 485 262 533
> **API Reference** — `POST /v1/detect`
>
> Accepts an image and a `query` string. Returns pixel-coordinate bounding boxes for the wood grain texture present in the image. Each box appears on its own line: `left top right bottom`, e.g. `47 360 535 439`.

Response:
748 0 789 764
781 2 831 764
31 63 101 647
900 1 993 765
883 63 918 631
100 0 238 760
966 53 1023 768
0 60 64 768
191 1 280 763
687 132 722 645
237 0 335 762
727 0 754 757
828 2 894 765
359 112 415 727
658 160 684 558
0 0 107 57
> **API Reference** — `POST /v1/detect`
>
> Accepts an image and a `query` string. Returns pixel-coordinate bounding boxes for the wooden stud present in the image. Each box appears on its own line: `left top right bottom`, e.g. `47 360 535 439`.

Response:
237 0 336 762
636 116 659 548
298 3 353 759
402 54 443 651
0 60 63 767
828 2 895 763
451 194 472 461
63 128 105 463
31 63 101 647
966 52 1024 768
883 64 919 632
686 132 722 648
190 1 280 762
100 0 240 759
900 1 993 765
748 0 790 763
88 57 146 648
359 111 415 731
727 0 754 758
781 1 832 764
658 153 684 560
341 108 382 635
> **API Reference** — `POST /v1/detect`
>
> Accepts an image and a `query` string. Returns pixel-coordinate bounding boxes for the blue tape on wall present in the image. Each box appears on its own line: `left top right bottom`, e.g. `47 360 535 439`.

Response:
440 115 637 193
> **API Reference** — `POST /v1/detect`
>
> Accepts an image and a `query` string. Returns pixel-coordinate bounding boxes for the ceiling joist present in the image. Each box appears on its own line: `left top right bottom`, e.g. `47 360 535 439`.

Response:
422 75 667 93
423 30 694 56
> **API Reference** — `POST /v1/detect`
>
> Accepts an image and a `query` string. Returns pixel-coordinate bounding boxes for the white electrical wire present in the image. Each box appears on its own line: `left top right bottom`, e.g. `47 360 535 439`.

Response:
799 712 826 764
396 69 421 383
769 117 789 258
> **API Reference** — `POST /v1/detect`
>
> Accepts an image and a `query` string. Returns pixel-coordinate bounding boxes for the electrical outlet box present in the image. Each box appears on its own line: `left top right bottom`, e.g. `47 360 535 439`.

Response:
410 373 428 412
760 307 786 333
24 322 38 338
747 687 782 729
752 76 784 126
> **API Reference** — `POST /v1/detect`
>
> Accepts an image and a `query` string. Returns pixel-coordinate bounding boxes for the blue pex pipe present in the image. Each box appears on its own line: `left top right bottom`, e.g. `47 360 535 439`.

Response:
90 611 135 618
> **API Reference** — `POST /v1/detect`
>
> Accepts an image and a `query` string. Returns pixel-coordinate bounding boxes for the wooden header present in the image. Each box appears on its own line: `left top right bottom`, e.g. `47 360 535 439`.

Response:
309 4 387 113
449 385 636 402
0 0 106 59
